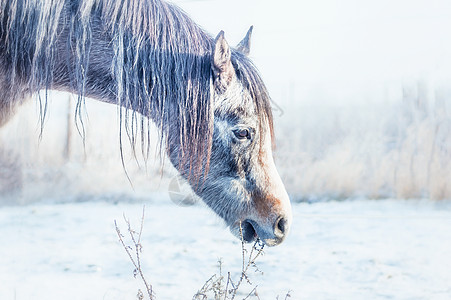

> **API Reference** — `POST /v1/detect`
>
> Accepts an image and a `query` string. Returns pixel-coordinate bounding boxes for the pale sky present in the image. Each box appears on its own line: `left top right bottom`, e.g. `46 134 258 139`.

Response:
173 0 451 105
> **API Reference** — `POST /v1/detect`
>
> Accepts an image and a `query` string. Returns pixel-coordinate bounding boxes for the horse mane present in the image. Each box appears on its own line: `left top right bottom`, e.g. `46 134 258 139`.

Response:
231 51 275 150
0 0 274 181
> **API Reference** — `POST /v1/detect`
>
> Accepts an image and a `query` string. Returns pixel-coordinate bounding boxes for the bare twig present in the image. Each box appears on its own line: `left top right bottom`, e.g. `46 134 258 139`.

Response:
285 290 292 299
194 221 265 300
224 272 232 300
228 222 265 300
276 290 292 300
115 206 154 300
243 286 260 300
193 274 217 300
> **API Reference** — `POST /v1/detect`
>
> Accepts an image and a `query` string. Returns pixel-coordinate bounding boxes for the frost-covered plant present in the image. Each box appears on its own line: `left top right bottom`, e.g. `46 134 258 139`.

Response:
116 211 291 300
115 207 154 300
193 225 265 300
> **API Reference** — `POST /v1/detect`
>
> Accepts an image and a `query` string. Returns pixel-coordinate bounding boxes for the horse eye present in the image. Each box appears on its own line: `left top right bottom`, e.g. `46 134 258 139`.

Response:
234 128 250 139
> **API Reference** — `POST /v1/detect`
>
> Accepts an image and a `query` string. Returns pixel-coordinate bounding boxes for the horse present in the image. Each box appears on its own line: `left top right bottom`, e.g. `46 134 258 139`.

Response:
0 0 292 246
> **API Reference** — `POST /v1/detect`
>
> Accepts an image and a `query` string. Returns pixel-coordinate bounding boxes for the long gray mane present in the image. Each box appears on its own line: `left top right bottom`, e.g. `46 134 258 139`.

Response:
0 0 274 180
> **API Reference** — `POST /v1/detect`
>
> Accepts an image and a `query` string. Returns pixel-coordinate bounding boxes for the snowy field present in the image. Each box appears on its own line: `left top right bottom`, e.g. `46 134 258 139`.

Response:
1 0 451 299
1 198 450 300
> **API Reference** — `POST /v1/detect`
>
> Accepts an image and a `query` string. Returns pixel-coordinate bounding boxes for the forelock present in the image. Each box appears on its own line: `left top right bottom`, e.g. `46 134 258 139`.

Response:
231 50 275 148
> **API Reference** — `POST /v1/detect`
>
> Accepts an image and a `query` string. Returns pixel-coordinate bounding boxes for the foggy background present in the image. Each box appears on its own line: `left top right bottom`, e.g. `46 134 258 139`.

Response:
1 0 451 203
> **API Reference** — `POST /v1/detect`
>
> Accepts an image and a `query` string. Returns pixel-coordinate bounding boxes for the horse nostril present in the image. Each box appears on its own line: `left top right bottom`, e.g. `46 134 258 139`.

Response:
274 216 287 238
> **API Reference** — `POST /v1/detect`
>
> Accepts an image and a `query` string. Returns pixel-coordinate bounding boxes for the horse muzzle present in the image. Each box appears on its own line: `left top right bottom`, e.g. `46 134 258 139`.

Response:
238 212 291 246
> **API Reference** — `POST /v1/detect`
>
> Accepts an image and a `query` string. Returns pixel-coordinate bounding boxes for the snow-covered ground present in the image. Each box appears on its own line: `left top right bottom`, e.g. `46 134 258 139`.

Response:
1 1 451 299
1 198 450 300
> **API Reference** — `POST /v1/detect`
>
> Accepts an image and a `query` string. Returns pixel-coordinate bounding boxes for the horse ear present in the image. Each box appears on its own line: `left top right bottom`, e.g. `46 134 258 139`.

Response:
212 31 235 91
236 26 253 56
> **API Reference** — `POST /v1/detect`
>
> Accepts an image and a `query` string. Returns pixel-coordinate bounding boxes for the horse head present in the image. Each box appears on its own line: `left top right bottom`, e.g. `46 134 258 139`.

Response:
172 28 292 246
